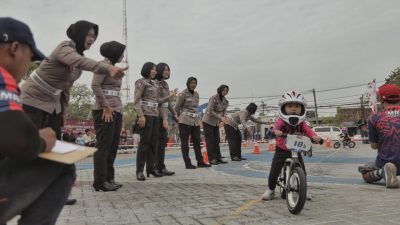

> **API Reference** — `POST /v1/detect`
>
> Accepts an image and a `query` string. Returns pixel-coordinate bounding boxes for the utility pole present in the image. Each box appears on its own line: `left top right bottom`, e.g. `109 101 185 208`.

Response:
312 88 319 125
121 0 130 103
360 94 365 122
261 101 266 115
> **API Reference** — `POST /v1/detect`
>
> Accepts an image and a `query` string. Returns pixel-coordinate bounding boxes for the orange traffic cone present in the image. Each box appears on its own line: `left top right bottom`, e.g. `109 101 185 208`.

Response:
202 151 209 164
167 137 173 147
268 142 275 152
242 141 247 147
253 141 260 154
325 138 331 148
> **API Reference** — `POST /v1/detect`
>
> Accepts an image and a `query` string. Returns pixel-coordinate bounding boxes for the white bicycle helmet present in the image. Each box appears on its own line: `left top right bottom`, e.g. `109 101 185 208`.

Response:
278 91 307 126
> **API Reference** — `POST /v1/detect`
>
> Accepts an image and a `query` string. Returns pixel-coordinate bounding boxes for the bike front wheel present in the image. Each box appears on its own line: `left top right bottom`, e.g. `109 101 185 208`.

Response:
333 142 340 149
286 167 307 215
348 141 355 148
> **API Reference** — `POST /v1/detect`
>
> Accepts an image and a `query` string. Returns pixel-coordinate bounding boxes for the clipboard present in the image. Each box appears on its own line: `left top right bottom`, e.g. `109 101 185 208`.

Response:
38 141 97 164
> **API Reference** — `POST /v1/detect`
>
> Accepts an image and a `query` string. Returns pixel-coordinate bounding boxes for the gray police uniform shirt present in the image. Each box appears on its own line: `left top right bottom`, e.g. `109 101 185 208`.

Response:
202 94 229 126
157 80 176 120
225 110 265 130
91 59 122 113
21 40 109 115
175 88 201 126
133 78 163 117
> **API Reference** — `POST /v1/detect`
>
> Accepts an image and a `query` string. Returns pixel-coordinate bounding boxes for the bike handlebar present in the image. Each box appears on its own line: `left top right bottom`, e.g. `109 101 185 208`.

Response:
273 133 324 145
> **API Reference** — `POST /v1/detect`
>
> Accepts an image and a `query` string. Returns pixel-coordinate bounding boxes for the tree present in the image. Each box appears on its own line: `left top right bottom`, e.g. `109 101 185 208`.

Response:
320 116 339 125
385 67 400 86
23 62 40 80
122 102 137 132
66 83 93 120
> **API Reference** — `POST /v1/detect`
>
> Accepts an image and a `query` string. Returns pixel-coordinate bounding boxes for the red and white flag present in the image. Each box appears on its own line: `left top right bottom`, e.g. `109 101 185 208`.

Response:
367 79 377 113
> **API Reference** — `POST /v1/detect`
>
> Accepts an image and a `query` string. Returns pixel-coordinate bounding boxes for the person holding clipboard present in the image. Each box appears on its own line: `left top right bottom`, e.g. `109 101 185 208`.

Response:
0 17 74 225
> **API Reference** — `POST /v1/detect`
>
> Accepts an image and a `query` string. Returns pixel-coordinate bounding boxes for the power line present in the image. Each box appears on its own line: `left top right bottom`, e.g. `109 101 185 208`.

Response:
317 93 365 101
310 80 384 93
220 79 384 100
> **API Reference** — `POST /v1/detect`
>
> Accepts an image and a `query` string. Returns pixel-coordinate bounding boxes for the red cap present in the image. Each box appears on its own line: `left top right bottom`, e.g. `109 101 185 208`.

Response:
377 84 400 101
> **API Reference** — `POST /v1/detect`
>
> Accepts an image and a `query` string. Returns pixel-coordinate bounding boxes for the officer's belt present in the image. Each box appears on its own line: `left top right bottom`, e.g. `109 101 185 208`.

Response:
103 89 121 97
182 111 199 118
30 71 62 96
141 101 158 107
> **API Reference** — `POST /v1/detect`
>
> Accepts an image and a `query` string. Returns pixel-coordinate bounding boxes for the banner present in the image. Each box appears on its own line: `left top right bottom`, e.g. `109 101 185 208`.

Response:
367 79 377 114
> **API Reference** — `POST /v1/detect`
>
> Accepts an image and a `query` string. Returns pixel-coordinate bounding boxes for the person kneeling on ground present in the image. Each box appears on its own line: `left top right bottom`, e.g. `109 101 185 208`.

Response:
358 84 400 188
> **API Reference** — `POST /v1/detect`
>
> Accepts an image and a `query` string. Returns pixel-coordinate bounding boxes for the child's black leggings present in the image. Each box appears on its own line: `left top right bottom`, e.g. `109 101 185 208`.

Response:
268 147 306 190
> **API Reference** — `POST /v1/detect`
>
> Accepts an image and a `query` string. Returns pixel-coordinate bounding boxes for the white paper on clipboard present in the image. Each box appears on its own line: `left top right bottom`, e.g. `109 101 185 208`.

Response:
51 141 83 154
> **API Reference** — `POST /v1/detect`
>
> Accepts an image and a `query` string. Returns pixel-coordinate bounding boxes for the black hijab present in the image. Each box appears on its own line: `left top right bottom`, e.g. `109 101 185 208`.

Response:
66 20 98 55
217 84 229 100
186 77 197 93
246 103 258 115
100 41 126 65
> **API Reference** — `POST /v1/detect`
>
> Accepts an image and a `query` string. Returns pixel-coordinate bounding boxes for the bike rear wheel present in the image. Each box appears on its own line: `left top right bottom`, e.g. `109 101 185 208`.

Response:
286 167 307 215
333 142 340 149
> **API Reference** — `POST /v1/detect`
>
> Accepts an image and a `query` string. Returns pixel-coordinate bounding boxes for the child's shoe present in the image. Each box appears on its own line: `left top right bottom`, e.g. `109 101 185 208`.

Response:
306 191 312 200
261 189 275 201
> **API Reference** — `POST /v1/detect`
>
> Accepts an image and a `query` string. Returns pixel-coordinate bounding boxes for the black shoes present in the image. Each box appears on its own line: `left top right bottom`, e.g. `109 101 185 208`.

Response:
136 172 146 181
231 156 241 161
147 170 163 177
65 199 77 205
160 168 175 176
210 159 219 165
93 181 118 192
217 158 228 164
197 161 211 167
109 179 123 188
185 164 197 169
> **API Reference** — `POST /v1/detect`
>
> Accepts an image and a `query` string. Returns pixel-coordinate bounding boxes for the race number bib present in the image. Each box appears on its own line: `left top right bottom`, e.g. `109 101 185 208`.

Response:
285 135 312 152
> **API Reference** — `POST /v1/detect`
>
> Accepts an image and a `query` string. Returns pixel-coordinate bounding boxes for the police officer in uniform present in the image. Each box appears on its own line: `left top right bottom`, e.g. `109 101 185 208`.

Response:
175 77 211 169
91 41 126 191
20 20 126 205
202 85 230 165
225 103 267 161
155 63 178 176
133 62 175 181
21 20 126 139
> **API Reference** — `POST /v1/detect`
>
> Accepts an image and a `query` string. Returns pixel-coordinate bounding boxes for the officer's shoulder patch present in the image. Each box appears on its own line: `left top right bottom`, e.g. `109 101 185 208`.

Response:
135 79 143 88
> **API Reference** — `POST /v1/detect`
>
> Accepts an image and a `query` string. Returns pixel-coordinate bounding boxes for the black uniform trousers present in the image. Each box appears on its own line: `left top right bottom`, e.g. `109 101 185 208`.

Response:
136 115 159 173
268 147 306 190
203 122 222 161
22 104 62 140
178 123 203 166
93 110 123 186
156 118 168 171
224 124 242 159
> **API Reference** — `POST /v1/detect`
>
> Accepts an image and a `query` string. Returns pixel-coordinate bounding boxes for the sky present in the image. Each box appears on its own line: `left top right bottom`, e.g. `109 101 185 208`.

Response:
3 0 400 116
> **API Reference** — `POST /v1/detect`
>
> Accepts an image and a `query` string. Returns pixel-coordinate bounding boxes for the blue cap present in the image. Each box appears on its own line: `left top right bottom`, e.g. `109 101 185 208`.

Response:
0 17 46 61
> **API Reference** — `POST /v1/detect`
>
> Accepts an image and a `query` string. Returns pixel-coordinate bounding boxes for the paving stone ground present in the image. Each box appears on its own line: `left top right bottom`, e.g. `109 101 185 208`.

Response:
8 142 400 225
